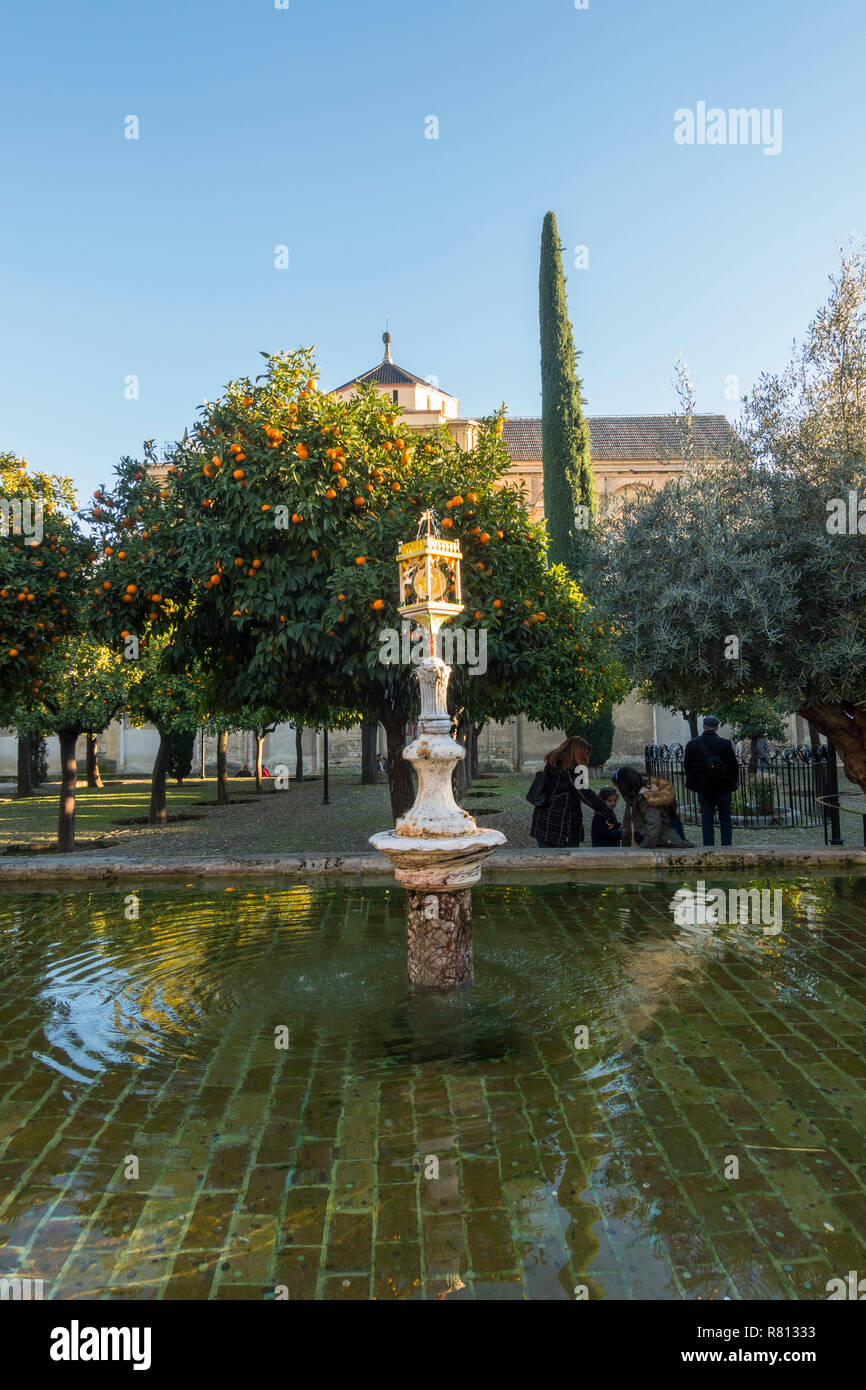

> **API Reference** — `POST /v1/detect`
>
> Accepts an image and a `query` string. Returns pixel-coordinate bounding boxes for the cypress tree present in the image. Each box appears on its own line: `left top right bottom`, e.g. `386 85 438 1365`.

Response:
539 211 596 571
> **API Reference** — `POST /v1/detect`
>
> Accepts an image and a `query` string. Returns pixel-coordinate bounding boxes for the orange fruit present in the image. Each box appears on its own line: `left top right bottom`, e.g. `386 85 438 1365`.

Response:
233 468 244 480
103 580 112 590
353 497 365 507
355 556 366 565
371 599 385 610
331 461 343 473
126 583 137 594
252 558 262 569
441 518 453 529
336 477 348 489
493 599 502 609
233 557 244 567
325 488 336 499
474 610 482 620
479 533 490 545
58 569 67 579
261 503 271 512
296 443 309 459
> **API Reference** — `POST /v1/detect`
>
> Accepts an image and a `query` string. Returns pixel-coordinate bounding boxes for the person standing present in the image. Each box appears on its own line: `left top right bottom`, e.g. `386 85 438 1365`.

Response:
683 715 739 846
529 737 615 848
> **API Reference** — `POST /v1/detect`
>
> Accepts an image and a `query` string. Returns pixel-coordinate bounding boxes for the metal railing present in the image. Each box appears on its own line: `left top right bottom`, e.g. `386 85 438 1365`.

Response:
644 743 835 831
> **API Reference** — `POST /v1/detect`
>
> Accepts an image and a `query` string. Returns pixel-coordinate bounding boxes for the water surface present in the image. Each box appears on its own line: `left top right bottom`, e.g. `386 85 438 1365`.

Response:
0 875 864 1300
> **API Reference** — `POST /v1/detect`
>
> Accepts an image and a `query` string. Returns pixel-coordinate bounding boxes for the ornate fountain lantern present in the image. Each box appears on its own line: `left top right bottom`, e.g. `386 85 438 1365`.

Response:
370 509 505 988
397 511 463 640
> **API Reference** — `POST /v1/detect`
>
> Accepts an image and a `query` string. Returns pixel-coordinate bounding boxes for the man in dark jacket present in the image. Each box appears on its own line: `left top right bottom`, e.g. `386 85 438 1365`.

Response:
683 715 739 846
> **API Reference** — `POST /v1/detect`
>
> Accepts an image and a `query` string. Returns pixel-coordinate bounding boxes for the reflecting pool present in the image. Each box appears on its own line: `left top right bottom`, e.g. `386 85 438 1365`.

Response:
0 874 864 1299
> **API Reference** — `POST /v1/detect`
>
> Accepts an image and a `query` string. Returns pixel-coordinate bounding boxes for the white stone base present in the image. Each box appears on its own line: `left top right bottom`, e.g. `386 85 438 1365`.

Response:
369 829 506 887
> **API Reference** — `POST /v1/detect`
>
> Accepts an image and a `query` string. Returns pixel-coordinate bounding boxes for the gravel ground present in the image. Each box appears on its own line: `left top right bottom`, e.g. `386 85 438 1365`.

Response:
3 770 862 860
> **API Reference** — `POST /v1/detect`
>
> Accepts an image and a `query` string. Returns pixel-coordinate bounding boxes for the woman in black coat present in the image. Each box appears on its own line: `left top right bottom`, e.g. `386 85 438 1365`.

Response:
531 736 616 847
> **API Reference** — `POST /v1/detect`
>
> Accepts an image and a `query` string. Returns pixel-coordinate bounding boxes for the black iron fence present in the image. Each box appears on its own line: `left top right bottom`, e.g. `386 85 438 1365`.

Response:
643 743 835 830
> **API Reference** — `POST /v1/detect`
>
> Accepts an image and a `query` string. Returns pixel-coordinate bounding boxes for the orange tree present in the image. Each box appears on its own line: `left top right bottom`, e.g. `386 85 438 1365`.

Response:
0 452 95 714
123 635 205 824
19 635 130 850
82 351 624 817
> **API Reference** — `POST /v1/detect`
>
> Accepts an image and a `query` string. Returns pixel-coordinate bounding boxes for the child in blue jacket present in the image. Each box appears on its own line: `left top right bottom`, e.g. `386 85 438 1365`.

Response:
591 787 623 847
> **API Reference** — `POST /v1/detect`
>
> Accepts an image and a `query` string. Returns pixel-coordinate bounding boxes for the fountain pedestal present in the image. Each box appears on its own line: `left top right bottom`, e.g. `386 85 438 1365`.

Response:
370 655 505 987
407 887 473 987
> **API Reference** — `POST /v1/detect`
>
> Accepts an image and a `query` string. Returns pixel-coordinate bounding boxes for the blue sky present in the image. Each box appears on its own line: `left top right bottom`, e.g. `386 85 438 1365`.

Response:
1 0 864 500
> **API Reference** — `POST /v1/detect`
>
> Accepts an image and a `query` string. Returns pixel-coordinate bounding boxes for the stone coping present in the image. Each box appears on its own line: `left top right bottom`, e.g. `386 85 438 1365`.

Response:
0 844 864 884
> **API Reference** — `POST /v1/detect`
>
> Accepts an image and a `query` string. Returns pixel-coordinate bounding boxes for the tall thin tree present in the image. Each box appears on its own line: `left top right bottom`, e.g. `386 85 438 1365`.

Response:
539 211 596 571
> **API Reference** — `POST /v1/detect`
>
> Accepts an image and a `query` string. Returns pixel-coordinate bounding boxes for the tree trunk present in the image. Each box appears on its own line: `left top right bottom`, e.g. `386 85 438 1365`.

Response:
472 723 484 781
464 720 474 791
807 721 823 754
748 736 759 773
295 727 304 782
216 731 229 804
17 735 32 799
682 709 699 740
86 733 104 789
799 702 866 793
149 731 171 826
452 714 468 798
361 719 379 784
57 729 79 852
379 704 414 820
199 729 206 780
255 733 264 794
323 729 330 805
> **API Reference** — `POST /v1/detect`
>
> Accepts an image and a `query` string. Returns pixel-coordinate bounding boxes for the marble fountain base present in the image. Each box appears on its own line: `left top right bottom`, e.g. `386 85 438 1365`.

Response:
369 829 506 986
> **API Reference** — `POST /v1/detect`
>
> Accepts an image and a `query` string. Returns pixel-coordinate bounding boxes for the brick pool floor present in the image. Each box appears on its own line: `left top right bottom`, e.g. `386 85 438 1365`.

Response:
0 877 864 1300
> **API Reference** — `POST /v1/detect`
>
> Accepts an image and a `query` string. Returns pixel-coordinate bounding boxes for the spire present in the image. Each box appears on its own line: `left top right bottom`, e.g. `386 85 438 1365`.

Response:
382 322 392 362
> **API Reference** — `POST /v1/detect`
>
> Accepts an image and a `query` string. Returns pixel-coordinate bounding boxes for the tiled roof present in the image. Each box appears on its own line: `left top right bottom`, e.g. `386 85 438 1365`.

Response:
333 360 456 396
503 415 735 462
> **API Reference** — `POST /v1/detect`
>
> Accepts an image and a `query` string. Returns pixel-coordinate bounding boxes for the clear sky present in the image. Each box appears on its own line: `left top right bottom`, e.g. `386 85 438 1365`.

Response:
1 0 864 500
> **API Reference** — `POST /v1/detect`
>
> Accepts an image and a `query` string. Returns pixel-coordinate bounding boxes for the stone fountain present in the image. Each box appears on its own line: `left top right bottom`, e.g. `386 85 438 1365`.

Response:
370 513 505 987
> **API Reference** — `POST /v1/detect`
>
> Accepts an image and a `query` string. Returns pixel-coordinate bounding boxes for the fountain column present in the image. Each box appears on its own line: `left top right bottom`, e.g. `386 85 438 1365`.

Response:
370 513 505 987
